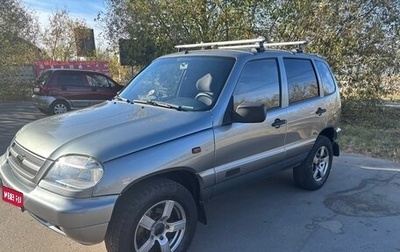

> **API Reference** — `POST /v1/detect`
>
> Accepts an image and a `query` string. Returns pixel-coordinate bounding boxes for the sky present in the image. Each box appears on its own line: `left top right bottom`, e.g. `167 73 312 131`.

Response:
22 0 107 46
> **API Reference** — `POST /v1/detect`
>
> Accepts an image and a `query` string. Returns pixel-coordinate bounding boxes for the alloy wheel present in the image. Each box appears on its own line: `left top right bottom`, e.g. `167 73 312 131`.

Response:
312 146 330 181
134 200 187 252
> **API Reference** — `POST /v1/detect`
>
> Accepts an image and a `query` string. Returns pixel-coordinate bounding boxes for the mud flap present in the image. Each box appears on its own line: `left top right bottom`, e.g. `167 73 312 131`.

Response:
333 141 340 156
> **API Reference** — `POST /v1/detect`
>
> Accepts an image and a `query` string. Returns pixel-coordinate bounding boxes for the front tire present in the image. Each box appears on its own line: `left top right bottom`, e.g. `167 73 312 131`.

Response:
105 178 197 252
293 136 333 190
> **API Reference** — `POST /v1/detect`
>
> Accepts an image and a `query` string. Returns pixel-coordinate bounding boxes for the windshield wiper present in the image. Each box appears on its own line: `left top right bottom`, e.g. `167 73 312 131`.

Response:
114 96 133 104
133 99 184 111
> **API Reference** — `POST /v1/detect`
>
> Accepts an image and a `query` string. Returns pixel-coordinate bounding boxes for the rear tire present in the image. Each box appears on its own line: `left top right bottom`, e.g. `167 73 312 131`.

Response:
105 178 197 252
50 100 69 114
293 136 333 190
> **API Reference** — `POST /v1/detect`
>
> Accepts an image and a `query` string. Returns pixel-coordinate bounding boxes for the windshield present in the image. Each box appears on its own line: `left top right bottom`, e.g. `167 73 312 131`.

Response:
119 56 235 111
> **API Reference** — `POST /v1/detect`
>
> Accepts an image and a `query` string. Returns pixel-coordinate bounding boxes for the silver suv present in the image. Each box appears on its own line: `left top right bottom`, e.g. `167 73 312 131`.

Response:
1 38 341 251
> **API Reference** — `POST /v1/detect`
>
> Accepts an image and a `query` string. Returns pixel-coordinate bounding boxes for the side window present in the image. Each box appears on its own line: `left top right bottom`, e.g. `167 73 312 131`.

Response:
86 74 114 88
58 72 84 87
315 60 336 95
233 59 280 110
284 58 319 104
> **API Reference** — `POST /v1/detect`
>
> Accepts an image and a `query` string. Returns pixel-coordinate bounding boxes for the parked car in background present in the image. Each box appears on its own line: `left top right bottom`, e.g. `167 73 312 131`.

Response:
32 69 123 114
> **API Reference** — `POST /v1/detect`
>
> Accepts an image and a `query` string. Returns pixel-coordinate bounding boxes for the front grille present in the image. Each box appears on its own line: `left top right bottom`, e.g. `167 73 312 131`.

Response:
8 141 45 180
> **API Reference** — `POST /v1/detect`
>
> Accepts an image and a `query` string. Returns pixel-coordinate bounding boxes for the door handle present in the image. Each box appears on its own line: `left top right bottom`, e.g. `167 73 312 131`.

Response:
271 118 287 129
316 107 327 116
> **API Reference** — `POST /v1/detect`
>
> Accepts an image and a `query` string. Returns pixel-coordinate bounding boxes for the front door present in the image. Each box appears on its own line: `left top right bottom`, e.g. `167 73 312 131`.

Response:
213 58 287 195
85 73 119 105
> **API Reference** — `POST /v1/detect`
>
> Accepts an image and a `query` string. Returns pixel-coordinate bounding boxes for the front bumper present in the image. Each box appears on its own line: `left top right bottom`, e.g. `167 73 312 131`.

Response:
0 154 118 245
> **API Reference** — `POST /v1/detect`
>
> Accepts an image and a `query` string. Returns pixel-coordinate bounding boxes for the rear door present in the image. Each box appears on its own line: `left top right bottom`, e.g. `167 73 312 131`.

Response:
282 58 327 165
213 58 287 194
55 71 91 108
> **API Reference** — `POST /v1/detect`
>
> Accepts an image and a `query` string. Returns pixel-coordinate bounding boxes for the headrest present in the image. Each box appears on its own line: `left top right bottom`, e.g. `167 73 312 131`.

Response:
196 74 213 92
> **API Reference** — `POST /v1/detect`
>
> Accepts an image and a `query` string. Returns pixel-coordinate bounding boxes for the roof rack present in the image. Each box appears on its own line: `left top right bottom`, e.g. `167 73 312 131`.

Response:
175 37 308 53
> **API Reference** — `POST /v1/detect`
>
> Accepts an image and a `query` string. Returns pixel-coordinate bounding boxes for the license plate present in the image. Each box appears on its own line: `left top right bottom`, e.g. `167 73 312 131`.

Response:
2 186 24 209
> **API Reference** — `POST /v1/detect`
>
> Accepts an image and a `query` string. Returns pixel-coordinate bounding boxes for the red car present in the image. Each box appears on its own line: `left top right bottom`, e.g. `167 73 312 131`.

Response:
32 69 123 115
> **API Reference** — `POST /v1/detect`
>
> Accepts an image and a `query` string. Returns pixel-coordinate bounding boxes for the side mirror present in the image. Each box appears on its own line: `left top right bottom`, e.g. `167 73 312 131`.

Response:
233 102 265 123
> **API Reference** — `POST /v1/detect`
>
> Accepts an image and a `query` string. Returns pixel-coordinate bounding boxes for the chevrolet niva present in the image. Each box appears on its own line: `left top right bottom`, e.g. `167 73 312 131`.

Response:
1 38 341 252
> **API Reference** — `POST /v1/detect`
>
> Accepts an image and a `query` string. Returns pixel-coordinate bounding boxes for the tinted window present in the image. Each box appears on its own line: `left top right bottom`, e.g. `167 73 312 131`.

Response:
234 59 280 110
58 72 84 86
315 60 336 95
284 58 318 103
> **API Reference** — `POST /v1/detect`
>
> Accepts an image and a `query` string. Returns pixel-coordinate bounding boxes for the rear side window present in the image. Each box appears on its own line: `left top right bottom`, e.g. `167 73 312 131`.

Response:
284 58 319 104
35 71 52 85
315 60 336 95
58 72 85 87
234 59 280 110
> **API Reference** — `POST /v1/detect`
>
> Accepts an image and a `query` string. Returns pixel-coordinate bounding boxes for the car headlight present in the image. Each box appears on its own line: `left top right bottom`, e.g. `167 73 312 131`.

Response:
44 155 104 190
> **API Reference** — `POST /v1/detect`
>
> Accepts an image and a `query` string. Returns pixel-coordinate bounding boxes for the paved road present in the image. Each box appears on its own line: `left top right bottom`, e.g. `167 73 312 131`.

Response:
1 102 400 252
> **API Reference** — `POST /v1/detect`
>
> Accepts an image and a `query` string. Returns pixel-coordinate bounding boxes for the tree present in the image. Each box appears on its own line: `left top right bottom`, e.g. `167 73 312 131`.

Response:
100 0 400 102
100 0 268 64
41 8 91 61
259 0 400 102
0 0 40 66
0 0 41 100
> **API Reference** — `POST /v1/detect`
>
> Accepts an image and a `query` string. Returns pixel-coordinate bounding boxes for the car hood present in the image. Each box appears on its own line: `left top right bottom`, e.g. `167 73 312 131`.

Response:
15 101 213 162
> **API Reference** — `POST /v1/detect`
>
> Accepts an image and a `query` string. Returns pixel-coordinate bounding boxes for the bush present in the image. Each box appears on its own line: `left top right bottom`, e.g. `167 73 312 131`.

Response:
0 81 32 102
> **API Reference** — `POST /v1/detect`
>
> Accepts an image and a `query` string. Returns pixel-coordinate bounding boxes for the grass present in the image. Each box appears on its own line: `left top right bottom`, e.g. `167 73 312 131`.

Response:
339 102 400 162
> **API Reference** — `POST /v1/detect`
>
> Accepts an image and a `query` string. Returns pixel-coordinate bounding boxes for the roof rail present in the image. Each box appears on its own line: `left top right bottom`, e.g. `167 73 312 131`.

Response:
265 41 308 53
175 38 308 52
175 37 265 51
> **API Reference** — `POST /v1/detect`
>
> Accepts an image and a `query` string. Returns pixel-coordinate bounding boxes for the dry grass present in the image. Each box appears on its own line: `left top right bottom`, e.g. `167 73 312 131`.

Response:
339 102 400 162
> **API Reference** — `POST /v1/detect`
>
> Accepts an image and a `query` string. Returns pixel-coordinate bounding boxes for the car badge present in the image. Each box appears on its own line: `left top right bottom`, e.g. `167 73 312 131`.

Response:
16 154 25 163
